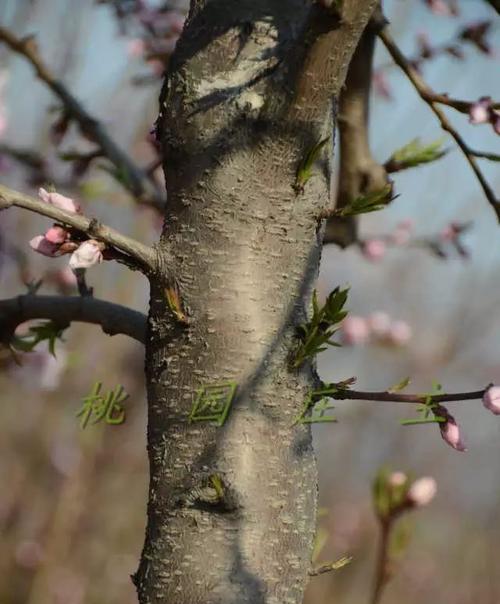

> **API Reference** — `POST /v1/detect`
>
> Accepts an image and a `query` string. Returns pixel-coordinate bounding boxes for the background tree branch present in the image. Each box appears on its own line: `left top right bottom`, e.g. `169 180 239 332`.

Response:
323 7 389 247
0 295 147 344
0 25 164 211
378 25 500 221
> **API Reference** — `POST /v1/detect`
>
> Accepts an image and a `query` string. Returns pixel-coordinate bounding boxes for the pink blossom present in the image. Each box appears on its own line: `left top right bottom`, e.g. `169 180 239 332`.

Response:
127 38 145 58
362 239 386 262
388 320 412 345
368 311 391 337
147 58 166 76
482 385 500 415
29 235 59 257
68 240 103 269
38 187 81 214
407 477 437 506
44 225 68 244
389 226 411 246
340 316 370 346
389 471 407 487
425 0 452 15
469 97 492 125
439 224 456 241
439 413 467 452
372 69 392 100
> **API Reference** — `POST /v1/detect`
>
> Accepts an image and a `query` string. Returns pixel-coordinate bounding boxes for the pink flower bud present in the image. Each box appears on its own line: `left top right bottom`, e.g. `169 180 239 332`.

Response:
38 187 81 214
388 320 412 346
127 38 145 58
44 226 68 244
425 0 452 15
362 239 386 262
482 385 500 415
68 240 103 269
389 227 411 246
368 311 391 337
407 477 437 506
389 471 407 487
469 97 492 125
439 413 467 452
398 218 415 231
340 316 370 346
29 235 58 257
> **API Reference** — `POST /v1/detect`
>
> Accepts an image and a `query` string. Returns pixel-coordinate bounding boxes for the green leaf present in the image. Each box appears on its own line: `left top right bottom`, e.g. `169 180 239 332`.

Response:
292 287 349 368
385 138 447 173
337 184 396 217
11 321 66 357
388 376 411 393
400 417 445 426
312 527 329 563
294 137 329 192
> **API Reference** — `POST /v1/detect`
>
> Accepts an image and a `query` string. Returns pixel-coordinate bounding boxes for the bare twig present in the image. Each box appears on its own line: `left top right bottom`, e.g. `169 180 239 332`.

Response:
0 25 164 210
0 183 157 272
0 295 147 344
329 385 489 404
370 520 391 604
378 27 500 221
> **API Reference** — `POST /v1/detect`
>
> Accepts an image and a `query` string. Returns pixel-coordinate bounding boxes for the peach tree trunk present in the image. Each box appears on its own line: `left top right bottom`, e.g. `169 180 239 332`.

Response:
135 1 376 602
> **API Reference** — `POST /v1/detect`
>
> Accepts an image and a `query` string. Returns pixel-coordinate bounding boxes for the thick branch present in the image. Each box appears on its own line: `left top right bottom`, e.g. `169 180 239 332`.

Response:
0 26 164 210
0 183 157 272
290 1 379 126
323 7 388 247
0 295 146 344
378 26 500 221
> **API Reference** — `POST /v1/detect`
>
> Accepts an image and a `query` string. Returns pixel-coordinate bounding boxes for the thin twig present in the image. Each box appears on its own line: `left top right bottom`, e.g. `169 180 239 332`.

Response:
378 27 500 221
0 183 157 272
329 386 489 404
370 520 391 604
0 295 147 343
0 26 164 210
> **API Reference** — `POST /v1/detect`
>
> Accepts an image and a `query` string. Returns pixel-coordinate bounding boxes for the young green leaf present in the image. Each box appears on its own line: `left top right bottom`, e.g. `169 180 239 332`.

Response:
335 184 396 217
385 138 447 173
292 287 349 368
294 137 329 193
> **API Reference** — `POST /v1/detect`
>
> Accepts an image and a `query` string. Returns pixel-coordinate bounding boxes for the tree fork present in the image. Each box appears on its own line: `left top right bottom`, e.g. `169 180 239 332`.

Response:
136 2 378 602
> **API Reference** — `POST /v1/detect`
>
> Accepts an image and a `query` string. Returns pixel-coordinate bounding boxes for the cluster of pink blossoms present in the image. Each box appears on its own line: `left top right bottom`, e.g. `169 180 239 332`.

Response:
361 220 414 262
29 188 104 270
469 97 500 135
389 471 437 507
340 312 412 347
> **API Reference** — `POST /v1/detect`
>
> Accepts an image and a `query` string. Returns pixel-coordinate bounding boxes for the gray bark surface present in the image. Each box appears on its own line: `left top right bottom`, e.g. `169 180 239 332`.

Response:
135 2 377 602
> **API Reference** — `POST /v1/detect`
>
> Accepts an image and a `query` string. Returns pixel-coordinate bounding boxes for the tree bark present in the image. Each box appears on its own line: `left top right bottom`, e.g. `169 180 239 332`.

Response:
135 2 377 602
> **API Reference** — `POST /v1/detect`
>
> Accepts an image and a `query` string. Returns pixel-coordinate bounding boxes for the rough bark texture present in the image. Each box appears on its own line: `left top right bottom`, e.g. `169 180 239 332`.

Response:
135 2 377 603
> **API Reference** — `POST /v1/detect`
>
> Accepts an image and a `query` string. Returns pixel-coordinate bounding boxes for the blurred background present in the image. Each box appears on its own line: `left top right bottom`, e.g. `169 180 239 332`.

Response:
0 1 499 603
